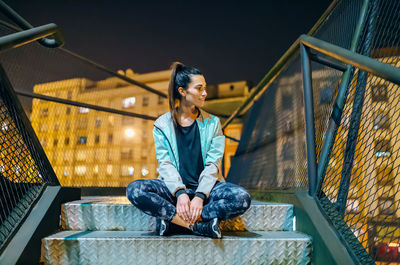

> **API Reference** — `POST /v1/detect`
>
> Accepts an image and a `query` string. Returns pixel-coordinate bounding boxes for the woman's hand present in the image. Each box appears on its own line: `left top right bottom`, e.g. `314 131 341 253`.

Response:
176 193 191 222
189 196 203 224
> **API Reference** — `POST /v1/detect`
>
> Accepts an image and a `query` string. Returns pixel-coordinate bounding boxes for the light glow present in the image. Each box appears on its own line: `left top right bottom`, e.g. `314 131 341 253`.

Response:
125 129 135 137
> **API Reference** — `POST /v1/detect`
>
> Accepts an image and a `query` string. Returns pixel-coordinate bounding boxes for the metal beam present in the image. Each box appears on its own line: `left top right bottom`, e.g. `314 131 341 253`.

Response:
300 34 400 86
0 23 62 52
300 44 318 197
15 90 157 121
0 0 63 48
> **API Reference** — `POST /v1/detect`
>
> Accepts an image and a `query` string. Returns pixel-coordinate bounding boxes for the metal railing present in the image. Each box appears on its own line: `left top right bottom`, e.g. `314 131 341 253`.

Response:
226 0 400 263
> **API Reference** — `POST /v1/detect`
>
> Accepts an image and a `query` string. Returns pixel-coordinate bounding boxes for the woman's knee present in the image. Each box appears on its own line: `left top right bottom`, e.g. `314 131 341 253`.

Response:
236 188 251 211
126 179 147 204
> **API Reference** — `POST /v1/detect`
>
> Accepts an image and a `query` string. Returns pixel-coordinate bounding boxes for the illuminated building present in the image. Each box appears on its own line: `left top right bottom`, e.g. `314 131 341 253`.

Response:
31 69 249 187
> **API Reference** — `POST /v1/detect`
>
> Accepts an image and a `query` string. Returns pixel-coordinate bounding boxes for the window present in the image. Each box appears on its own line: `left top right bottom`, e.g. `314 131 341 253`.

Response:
95 135 100 144
41 138 47 147
141 148 148 159
106 165 113 175
95 118 101 128
40 108 49 117
106 148 112 161
76 150 86 161
1 122 8 131
79 107 90 114
371 83 388 102
53 139 58 147
142 96 149 107
122 97 136 108
65 120 71 130
121 165 134 176
65 137 70 145
67 91 72 100
0 164 5 173
108 133 113 143
54 122 60 131
374 139 391 157
77 118 88 130
141 166 149 177
39 123 48 132
66 107 71 115
121 148 133 160
373 110 390 130
78 136 87 145
158 96 164 105
93 165 99 175
108 116 114 126
74 165 87 176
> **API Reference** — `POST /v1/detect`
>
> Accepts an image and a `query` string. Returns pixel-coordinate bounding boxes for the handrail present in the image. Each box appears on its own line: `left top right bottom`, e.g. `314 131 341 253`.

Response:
15 90 157 121
0 0 63 48
0 23 63 52
300 34 400 85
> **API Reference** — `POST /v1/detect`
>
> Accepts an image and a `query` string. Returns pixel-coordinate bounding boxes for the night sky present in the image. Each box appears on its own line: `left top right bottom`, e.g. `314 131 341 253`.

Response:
9 0 332 85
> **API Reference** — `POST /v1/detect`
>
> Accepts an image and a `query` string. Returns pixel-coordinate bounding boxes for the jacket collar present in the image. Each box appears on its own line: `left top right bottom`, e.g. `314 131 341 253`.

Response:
154 108 211 130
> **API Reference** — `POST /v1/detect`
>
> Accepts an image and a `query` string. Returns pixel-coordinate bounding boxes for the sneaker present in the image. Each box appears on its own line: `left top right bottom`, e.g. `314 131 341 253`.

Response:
159 220 169 236
192 218 222 239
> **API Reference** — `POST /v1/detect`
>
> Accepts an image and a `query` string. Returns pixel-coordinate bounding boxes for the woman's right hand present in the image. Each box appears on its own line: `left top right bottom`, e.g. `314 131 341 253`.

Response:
176 193 191 222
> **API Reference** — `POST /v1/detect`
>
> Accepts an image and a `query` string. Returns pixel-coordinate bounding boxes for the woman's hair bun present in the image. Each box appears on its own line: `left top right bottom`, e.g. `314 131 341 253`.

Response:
171 61 184 72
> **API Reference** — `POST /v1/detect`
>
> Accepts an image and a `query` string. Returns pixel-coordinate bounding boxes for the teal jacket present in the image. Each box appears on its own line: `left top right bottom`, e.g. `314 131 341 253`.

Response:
153 109 225 198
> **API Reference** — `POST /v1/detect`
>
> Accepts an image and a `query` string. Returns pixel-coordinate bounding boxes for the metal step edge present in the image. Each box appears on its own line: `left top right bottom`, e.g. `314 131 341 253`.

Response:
43 231 312 265
62 199 294 232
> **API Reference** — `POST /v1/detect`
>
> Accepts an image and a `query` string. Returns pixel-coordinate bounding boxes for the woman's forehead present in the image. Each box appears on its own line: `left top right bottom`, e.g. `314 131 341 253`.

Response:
190 74 206 85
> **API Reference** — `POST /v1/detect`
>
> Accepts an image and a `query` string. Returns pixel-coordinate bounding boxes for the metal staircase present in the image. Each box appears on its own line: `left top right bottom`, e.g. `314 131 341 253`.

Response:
41 197 312 264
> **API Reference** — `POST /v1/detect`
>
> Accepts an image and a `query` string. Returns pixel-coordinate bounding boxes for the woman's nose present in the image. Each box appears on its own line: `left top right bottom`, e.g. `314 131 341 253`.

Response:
202 89 207 97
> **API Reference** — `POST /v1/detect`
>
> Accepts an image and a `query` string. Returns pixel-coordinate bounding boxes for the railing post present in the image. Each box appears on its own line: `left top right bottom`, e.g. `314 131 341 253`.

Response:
315 0 370 196
336 0 376 215
300 44 318 197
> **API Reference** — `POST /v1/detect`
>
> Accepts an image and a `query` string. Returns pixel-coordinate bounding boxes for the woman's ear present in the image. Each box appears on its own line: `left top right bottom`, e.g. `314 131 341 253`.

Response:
178 87 186 97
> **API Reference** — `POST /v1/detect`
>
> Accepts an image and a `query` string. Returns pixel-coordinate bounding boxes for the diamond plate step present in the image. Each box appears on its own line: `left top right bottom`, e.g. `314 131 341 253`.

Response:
42 230 311 265
61 197 294 232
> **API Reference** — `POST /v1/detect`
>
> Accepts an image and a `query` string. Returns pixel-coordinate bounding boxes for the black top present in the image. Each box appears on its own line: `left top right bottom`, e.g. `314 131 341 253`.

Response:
174 120 206 200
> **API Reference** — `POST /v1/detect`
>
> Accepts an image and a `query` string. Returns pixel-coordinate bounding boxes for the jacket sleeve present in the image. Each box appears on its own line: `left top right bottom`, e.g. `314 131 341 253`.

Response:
153 126 186 196
196 117 225 198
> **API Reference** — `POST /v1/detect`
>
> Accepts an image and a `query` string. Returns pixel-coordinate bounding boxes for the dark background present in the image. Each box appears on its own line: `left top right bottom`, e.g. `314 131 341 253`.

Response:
8 0 332 85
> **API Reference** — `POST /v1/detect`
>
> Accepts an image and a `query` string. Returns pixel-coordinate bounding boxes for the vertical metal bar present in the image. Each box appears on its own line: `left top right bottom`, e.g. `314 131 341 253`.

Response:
301 44 318 196
315 0 370 195
336 0 376 215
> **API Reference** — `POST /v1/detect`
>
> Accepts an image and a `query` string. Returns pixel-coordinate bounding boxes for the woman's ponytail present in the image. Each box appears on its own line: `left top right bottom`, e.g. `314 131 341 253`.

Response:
168 62 202 126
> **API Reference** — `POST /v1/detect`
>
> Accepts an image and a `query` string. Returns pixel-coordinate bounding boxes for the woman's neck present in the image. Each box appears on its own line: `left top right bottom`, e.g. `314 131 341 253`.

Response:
177 103 198 126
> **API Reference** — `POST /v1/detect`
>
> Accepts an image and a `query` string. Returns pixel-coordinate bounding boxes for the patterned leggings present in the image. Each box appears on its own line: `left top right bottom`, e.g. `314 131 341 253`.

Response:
126 179 251 222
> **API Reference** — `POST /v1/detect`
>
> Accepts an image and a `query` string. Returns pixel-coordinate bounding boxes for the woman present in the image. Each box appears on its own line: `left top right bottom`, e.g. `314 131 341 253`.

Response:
127 62 251 238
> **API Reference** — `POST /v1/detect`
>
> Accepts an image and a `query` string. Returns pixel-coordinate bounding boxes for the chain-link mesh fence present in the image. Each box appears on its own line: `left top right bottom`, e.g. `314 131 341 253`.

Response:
227 0 400 263
0 65 59 251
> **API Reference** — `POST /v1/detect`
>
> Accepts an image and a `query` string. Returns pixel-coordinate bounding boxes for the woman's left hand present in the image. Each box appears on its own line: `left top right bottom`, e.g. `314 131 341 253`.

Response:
189 197 203 224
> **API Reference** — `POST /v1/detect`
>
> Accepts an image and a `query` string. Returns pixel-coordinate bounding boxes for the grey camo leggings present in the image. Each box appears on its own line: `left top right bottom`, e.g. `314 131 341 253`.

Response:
126 179 251 222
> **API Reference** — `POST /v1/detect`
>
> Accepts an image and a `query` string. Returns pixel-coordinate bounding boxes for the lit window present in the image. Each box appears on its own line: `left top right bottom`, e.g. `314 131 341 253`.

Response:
0 164 5 173
122 97 136 108
76 150 86 161
15 165 21 175
54 122 60 131
79 107 89 113
75 165 87 176
125 129 135 137
93 165 99 175
106 165 113 175
122 165 135 176
1 122 8 131
141 166 149 177
39 108 49 117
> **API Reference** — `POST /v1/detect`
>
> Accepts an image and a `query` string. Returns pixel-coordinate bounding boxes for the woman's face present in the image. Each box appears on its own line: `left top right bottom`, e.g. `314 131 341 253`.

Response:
180 74 207 108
